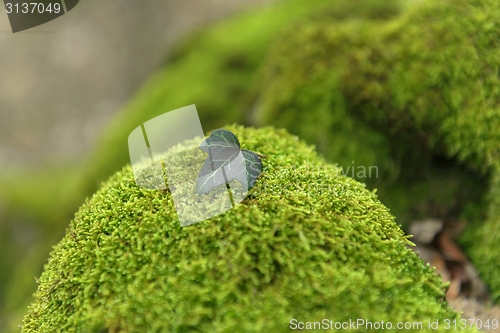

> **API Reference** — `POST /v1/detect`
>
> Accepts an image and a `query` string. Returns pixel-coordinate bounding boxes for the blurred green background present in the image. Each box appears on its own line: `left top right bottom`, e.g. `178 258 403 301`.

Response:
1 0 500 331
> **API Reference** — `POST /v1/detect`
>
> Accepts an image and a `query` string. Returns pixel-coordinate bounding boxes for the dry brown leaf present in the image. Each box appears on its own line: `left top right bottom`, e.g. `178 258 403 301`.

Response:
435 228 468 263
446 278 461 301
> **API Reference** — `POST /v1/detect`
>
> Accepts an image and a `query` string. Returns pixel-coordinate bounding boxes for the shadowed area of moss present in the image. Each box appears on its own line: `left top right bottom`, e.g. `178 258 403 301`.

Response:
22 125 474 333
254 0 500 300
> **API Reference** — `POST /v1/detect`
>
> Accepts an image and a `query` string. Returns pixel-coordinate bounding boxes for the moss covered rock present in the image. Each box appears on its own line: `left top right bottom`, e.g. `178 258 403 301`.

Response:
254 0 500 300
2 1 405 330
8 0 500 329
22 126 471 332
257 0 500 172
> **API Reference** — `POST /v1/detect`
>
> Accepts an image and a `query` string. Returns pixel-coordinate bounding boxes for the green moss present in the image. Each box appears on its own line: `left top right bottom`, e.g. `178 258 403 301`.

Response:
254 0 500 301
3 3 500 333
257 0 500 192
7 0 500 328
1 1 405 330
22 126 472 333
85 0 404 195
459 170 500 301
83 0 358 191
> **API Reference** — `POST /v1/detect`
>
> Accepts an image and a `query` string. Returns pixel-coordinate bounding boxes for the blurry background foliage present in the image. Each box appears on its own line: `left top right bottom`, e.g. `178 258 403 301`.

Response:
0 0 499 331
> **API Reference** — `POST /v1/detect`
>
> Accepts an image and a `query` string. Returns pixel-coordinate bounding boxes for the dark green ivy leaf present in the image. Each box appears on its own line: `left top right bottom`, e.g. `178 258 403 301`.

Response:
196 129 263 194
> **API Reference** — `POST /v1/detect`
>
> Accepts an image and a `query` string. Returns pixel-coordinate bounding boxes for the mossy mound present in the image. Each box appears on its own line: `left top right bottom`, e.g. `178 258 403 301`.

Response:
258 0 500 172
7 0 500 329
1 1 405 330
22 126 471 333
254 0 500 300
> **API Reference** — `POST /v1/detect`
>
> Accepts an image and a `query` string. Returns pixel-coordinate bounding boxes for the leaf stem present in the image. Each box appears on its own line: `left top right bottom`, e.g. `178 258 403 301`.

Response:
254 151 267 159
